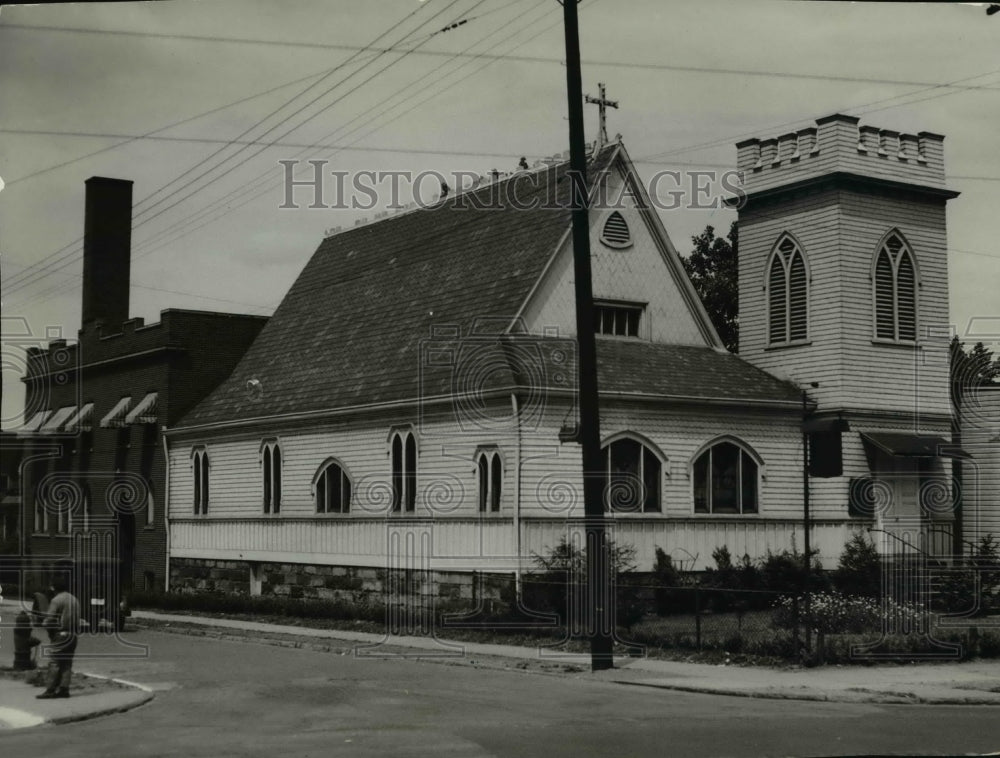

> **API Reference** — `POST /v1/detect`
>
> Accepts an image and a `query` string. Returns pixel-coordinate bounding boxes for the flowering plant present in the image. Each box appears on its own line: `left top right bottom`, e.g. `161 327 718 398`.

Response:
773 591 926 634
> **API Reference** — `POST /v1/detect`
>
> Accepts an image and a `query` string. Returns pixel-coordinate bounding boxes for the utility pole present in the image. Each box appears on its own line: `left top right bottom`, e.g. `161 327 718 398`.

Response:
801 389 813 657
561 0 614 671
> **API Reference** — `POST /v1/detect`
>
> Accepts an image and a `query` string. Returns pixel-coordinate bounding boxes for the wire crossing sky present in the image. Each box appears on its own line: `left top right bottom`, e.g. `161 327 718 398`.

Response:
1 0 997 426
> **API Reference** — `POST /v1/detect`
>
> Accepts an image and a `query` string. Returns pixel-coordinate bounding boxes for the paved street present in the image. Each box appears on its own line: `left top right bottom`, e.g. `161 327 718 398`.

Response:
3 628 1000 757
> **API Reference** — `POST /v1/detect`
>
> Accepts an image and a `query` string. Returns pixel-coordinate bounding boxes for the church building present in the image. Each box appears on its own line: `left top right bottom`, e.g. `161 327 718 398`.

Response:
163 114 973 602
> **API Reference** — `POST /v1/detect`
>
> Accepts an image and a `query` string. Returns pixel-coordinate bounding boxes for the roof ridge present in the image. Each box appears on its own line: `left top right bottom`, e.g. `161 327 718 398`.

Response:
321 141 617 240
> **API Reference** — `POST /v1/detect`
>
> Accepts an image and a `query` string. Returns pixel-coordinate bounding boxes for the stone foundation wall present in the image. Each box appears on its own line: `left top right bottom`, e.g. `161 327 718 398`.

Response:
170 558 250 595
169 558 514 608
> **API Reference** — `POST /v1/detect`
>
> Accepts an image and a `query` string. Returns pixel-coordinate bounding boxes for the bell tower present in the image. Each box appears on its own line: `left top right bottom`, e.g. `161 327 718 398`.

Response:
734 114 963 556
735 113 958 424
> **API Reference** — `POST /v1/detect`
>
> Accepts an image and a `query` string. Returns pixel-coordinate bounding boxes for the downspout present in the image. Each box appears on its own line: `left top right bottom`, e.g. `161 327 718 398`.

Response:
511 393 522 594
951 387 964 559
161 429 171 592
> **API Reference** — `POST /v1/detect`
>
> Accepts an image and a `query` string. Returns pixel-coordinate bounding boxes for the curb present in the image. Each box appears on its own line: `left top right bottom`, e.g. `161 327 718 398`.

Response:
610 678 1000 706
0 673 155 729
47 690 156 726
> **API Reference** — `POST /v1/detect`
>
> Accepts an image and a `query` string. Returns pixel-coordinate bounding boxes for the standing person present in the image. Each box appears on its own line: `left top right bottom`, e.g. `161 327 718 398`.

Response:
37 576 80 699
30 584 53 641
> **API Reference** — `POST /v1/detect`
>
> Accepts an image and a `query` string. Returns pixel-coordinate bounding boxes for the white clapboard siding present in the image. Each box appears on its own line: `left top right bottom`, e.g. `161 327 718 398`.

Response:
737 118 947 196
521 517 868 571
169 394 877 572
170 517 518 571
739 187 951 419
168 403 521 521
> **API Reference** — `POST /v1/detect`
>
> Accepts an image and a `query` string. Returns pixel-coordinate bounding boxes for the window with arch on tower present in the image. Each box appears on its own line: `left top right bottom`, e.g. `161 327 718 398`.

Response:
600 436 661 513
873 233 917 343
692 439 759 514
767 235 808 346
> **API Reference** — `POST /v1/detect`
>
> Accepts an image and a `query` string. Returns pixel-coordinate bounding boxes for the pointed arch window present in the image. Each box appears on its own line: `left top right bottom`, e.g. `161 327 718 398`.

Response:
390 428 417 513
599 211 632 249
192 447 209 514
692 439 760 514
476 448 503 513
261 440 282 514
873 233 918 342
314 458 351 514
767 235 809 345
601 435 662 513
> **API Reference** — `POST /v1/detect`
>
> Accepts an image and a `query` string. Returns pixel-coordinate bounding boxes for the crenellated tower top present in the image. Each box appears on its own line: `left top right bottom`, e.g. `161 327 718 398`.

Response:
735 114 947 197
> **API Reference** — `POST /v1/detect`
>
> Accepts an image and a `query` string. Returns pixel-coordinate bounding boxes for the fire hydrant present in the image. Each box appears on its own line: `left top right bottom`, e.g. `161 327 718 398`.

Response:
13 610 40 670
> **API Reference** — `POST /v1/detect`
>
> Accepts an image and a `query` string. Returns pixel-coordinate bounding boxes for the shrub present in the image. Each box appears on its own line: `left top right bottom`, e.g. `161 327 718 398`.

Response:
971 534 1000 612
773 591 925 635
698 546 768 611
522 537 642 632
977 630 1000 658
760 547 830 595
833 532 881 597
652 547 683 616
933 535 1000 616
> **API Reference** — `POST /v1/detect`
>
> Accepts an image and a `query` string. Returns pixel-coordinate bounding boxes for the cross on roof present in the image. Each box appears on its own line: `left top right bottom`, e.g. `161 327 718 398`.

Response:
585 82 619 150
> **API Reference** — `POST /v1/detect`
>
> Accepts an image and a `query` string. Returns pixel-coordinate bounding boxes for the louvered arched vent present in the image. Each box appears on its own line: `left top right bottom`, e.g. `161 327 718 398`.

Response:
767 234 809 345
600 211 632 248
872 232 918 342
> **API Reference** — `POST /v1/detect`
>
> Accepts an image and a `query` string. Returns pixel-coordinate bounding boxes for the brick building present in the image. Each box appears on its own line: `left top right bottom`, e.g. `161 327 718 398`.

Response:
18 177 267 593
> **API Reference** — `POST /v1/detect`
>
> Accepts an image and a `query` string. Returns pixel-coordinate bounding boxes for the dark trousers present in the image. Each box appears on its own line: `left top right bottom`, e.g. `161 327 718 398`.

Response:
46 633 77 692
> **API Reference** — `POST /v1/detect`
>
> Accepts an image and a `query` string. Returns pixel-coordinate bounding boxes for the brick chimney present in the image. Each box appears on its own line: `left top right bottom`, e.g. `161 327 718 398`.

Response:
82 177 133 332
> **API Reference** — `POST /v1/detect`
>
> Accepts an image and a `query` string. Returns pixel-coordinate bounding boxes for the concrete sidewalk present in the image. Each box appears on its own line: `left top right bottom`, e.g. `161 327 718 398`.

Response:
0 598 154 729
0 673 154 729
132 609 1000 705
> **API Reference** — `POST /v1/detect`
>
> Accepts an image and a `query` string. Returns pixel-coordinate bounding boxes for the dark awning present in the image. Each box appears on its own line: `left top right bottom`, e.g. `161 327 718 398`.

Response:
860 432 972 460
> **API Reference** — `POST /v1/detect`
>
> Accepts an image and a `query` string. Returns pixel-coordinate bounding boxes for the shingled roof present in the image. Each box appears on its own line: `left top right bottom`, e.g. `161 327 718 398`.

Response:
178 144 800 431
595 340 801 405
179 146 620 428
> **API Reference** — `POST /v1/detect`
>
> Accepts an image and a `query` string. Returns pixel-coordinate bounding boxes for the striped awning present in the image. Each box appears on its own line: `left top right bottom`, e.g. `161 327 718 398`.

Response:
40 405 77 433
100 396 132 428
19 409 51 433
125 392 158 424
65 403 94 433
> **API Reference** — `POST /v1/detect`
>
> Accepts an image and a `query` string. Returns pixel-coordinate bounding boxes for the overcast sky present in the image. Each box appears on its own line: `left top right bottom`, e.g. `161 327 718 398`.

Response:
1 0 998 427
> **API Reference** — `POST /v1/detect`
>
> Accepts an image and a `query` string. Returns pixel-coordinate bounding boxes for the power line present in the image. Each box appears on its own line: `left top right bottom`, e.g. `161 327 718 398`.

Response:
2 0 453 297
952 249 1000 260
3 63 358 186
0 6 437 296
120 0 567 269
5 21 1000 92
635 67 1000 164
3 0 540 309
114 0 551 257
78 0 563 286
130 0 476 230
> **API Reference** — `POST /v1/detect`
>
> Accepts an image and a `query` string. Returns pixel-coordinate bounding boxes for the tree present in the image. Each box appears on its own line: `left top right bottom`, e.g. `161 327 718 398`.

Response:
679 221 738 352
950 337 1000 387
950 336 1000 412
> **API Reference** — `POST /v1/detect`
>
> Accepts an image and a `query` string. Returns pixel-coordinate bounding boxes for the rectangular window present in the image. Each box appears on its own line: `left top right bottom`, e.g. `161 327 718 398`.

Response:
594 303 643 337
